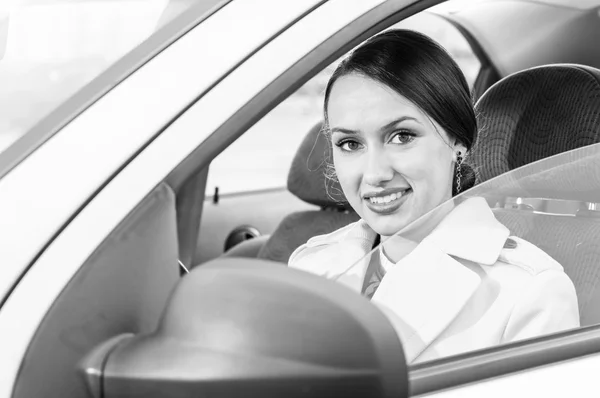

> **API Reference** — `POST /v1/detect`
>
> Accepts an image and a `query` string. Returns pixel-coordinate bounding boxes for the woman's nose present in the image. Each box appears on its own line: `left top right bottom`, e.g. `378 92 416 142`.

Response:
363 150 394 186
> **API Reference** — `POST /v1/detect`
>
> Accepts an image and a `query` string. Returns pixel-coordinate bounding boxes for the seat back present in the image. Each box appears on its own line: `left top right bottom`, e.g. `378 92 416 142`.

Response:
473 64 600 325
494 209 600 326
256 121 359 263
472 64 600 183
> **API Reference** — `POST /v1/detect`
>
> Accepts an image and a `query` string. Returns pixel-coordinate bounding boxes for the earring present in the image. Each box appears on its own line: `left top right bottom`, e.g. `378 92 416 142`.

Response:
455 151 463 195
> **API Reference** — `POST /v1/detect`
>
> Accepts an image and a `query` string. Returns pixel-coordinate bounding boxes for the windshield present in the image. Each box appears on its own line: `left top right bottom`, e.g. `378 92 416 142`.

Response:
336 143 600 363
0 0 201 154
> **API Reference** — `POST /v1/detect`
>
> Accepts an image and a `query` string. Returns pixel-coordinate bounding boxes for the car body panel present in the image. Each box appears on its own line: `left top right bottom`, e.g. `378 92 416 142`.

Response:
421 351 600 397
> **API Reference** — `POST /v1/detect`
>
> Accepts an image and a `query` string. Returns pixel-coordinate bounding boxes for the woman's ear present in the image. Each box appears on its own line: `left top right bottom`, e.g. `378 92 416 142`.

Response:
452 142 467 160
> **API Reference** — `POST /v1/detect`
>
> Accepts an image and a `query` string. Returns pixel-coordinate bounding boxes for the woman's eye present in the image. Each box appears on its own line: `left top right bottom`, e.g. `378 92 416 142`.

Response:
390 132 415 145
336 140 362 152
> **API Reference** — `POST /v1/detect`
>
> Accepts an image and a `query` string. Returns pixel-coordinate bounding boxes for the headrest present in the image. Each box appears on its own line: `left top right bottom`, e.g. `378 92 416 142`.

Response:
287 121 352 210
472 64 600 184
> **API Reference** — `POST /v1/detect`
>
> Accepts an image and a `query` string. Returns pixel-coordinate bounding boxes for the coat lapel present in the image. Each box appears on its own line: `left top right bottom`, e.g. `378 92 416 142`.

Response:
371 240 481 363
427 197 510 266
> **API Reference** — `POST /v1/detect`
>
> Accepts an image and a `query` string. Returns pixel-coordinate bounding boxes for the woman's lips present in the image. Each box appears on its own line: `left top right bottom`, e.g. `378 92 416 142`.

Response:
364 188 412 215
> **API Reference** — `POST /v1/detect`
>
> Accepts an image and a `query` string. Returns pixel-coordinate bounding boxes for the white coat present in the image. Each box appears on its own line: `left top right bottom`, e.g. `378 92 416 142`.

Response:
288 197 580 364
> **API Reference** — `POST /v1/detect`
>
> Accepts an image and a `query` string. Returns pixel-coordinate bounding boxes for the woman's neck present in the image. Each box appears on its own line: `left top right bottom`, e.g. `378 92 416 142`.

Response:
380 200 455 263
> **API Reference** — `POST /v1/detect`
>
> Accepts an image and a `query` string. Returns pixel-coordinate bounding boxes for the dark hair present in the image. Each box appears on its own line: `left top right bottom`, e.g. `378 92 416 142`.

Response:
323 29 477 195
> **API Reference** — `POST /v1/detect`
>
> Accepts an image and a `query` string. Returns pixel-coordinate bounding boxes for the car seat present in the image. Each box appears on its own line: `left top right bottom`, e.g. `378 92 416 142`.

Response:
472 64 600 326
471 64 600 183
224 121 359 263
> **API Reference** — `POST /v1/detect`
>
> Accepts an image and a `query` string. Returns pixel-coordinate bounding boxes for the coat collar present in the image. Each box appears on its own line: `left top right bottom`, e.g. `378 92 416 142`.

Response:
348 196 510 266
424 196 510 265
331 196 510 292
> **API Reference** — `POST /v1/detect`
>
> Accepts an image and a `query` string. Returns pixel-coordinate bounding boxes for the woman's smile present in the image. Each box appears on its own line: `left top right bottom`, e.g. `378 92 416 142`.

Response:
363 187 412 215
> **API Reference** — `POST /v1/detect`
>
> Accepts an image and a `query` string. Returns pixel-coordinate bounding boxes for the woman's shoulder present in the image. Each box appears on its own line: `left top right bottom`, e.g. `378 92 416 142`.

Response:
497 236 565 276
490 237 580 340
300 220 363 248
482 236 576 297
288 219 375 269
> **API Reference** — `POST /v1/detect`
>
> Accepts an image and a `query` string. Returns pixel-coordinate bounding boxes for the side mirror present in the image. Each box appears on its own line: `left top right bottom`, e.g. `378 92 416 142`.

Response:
79 258 409 398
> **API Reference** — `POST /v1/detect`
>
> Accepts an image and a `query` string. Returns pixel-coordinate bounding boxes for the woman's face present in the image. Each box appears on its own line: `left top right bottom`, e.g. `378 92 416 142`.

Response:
327 74 464 237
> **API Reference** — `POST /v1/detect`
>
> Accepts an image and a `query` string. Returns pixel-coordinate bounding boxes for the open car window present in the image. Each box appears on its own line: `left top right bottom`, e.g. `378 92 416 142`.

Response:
339 142 600 363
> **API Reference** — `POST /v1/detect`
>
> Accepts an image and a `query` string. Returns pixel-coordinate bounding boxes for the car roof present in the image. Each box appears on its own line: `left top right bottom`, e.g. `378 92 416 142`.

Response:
432 0 600 77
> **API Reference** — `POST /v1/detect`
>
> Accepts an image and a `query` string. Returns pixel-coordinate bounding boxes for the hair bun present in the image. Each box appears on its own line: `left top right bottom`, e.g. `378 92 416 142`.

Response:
452 162 476 196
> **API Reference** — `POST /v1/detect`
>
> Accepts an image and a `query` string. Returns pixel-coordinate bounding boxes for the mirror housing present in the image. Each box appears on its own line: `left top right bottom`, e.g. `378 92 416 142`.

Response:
80 258 408 398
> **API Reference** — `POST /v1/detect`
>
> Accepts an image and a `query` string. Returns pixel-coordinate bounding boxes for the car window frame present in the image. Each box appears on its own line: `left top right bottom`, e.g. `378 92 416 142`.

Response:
173 0 600 392
410 323 600 395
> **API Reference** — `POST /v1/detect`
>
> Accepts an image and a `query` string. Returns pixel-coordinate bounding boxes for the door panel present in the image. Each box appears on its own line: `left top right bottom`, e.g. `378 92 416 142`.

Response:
195 187 315 265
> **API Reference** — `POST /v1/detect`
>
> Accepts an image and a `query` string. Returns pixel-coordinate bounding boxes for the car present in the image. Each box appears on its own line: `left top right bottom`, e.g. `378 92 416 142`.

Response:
1 0 600 397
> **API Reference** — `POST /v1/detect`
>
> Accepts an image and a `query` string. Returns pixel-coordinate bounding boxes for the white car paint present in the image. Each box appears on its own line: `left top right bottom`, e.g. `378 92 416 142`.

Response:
423 352 600 397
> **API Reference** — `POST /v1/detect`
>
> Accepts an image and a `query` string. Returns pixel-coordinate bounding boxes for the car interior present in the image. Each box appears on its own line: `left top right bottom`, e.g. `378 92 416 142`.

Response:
221 121 360 263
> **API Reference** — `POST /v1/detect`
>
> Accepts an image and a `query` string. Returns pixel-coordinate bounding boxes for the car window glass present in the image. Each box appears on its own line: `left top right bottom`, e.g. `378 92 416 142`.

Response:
0 0 211 154
340 143 600 364
205 11 479 197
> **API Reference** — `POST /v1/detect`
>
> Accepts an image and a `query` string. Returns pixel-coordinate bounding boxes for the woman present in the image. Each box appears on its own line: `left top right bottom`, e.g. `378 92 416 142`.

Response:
288 29 579 364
